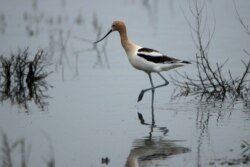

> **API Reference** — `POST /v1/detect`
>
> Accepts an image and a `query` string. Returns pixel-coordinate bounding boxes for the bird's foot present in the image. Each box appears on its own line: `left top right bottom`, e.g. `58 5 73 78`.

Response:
137 90 145 102
137 112 145 124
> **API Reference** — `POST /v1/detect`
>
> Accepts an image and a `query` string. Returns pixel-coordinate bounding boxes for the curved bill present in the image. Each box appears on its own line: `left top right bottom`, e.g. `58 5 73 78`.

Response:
94 29 112 44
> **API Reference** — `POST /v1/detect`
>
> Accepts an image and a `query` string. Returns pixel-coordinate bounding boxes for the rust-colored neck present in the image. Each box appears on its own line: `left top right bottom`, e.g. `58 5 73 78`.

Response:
117 24 134 54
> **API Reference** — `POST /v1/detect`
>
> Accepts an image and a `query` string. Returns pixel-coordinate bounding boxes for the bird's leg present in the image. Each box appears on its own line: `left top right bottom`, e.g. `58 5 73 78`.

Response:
157 72 169 85
149 74 155 125
137 72 169 102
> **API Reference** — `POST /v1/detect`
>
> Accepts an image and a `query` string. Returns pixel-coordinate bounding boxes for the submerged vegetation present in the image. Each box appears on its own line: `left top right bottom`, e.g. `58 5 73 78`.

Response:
0 48 52 112
209 140 250 166
73 13 110 70
0 131 55 167
172 0 250 105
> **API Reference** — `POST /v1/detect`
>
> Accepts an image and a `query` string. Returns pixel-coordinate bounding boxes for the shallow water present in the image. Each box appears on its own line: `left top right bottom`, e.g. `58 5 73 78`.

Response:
0 0 250 167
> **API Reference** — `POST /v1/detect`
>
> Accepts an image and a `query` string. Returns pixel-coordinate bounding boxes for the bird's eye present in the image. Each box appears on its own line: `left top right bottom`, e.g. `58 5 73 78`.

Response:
112 24 115 28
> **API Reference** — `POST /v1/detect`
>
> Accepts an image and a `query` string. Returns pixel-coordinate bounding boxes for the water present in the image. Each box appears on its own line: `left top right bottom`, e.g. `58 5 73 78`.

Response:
0 0 250 167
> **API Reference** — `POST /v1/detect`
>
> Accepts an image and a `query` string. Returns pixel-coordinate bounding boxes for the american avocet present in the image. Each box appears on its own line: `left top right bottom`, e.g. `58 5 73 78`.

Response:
95 20 191 102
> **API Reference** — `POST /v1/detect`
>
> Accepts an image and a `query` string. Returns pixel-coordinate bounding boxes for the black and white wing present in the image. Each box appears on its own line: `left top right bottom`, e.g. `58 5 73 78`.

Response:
137 47 190 64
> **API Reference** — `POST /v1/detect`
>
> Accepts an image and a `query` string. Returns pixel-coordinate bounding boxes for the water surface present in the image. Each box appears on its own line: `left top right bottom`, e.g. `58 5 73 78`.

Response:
0 0 250 166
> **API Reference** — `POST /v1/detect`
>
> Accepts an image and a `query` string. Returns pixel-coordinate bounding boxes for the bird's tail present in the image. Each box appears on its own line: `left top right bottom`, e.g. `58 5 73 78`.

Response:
181 60 191 64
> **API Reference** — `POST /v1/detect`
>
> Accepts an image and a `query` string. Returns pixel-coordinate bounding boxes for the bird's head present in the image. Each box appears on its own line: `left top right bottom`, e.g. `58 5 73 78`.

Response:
94 20 126 44
111 20 125 32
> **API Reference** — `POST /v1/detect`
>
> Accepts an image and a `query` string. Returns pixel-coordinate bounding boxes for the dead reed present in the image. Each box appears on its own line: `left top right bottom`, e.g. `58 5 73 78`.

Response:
171 0 250 104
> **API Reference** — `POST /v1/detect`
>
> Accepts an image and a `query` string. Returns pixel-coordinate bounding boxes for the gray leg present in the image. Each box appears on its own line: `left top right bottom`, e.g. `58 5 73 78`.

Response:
137 72 169 102
157 72 169 85
149 74 155 125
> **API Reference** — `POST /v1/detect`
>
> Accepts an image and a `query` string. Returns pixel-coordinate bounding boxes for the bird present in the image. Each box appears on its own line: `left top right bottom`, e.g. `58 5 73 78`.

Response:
95 20 191 102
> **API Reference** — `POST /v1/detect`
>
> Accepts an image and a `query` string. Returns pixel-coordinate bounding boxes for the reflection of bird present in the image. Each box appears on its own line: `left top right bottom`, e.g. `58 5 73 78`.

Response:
125 138 190 167
95 20 190 102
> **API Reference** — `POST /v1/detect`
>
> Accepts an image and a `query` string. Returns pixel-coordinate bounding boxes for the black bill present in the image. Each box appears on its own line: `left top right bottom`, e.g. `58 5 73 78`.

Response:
94 29 112 44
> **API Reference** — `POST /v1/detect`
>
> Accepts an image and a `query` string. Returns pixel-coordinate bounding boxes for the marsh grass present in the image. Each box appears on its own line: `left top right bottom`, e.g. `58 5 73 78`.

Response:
0 48 52 112
171 0 250 105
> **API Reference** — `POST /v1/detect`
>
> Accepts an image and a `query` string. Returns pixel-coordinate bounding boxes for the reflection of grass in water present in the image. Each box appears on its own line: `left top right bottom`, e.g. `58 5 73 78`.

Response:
0 48 52 112
22 0 84 38
73 12 110 73
0 131 55 167
241 140 250 156
0 12 6 34
2 0 108 79
209 140 250 166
